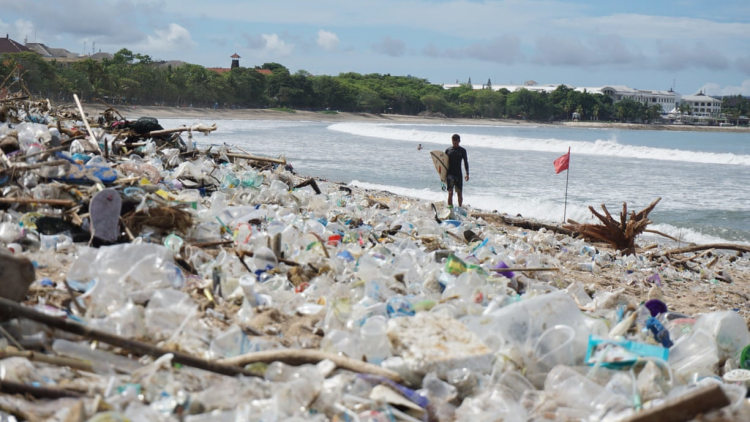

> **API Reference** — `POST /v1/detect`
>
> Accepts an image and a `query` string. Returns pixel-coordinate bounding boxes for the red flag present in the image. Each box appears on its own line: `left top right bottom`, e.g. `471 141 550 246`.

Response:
554 148 570 174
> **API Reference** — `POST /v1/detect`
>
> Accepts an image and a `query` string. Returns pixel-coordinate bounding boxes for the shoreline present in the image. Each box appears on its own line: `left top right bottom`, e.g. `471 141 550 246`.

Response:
81 104 750 133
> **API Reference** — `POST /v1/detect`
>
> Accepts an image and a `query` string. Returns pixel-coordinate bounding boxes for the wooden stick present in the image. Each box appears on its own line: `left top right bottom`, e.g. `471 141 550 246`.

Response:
62 278 87 315
664 243 750 256
644 229 681 243
0 324 23 350
621 383 729 422
0 296 261 378
10 145 67 162
145 124 217 137
73 94 102 154
472 212 576 236
237 250 300 267
294 178 321 194
675 248 714 263
0 402 34 422
0 159 68 174
310 232 330 258
0 379 85 399
0 350 93 372
490 267 560 272
207 150 286 165
0 197 77 207
190 240 234 248
218 349 404 384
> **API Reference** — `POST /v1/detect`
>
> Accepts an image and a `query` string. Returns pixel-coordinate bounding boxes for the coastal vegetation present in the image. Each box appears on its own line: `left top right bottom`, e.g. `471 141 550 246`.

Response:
1 49 746 122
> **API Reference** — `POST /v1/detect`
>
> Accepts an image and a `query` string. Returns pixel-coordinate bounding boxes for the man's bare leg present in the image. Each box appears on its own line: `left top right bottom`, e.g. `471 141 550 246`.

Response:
447 188 454 206
457 190 463 207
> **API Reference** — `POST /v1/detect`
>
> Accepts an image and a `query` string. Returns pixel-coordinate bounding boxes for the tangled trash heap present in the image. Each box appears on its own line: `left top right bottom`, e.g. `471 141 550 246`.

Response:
1 95 750 422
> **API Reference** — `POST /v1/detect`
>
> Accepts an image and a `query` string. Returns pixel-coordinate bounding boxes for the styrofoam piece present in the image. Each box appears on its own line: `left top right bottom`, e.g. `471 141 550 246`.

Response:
386 313 493 379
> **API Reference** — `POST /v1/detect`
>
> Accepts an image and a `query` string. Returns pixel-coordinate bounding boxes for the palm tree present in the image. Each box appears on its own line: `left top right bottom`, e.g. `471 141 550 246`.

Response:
650 104 662 123
592 104 600 121
563 102 572 120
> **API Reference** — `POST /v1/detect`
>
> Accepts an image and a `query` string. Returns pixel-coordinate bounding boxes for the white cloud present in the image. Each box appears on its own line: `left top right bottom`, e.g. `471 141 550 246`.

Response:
139 23 196 52
655 41 729 71
164 0 584 40
262 33 294 56
0 18 35 42
317 30 339 51
701 80 750 96
555 14 750 42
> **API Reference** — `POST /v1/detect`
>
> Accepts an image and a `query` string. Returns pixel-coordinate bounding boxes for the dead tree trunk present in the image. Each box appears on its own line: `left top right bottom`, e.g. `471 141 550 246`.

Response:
564 197 661 256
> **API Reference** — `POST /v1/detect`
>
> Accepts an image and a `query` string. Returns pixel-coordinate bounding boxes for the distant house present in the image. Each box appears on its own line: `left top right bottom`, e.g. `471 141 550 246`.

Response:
26 42 77 59
0 34 35 54
25 41 113 64
206 67 233 75
87 51 114 61
157 60 187 69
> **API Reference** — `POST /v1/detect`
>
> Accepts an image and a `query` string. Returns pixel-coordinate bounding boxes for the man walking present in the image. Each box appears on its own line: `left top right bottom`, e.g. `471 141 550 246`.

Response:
445 134 469 207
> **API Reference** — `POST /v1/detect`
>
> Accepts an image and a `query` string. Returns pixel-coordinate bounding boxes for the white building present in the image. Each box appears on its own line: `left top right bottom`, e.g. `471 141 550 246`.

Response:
678 92 722 117
441 81 722 117
578 85 679 113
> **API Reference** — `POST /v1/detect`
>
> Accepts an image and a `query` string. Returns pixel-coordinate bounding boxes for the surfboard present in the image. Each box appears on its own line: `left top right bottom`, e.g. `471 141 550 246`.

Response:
430 150 449 183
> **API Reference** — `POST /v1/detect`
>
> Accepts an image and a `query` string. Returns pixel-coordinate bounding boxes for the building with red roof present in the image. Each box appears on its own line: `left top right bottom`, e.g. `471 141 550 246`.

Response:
207 53 272 76
0 34 35 54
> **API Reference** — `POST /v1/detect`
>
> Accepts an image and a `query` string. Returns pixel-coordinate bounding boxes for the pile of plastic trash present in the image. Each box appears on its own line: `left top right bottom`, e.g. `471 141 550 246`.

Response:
1 96 750 422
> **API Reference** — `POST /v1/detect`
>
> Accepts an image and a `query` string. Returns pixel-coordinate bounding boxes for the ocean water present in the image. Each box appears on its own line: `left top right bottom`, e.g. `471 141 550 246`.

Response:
162 118 750 245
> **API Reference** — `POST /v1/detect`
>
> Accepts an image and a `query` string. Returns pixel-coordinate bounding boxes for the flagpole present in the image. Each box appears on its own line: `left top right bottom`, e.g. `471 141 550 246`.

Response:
563 147 570 223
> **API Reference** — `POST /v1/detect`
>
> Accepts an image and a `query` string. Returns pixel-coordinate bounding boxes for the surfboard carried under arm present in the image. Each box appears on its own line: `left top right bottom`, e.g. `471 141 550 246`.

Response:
430 150 449 183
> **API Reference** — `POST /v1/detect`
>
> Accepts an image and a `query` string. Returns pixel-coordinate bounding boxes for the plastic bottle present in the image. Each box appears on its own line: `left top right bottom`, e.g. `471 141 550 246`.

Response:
360 315 391 364
646 316 674 347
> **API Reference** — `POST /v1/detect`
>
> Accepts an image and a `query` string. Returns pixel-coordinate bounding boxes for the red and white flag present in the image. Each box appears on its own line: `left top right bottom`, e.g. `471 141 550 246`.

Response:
554 148 570 174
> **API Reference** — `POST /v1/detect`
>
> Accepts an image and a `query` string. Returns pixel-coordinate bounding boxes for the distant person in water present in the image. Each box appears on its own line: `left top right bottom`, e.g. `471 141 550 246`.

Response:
445 134 469 207
417 144 422 151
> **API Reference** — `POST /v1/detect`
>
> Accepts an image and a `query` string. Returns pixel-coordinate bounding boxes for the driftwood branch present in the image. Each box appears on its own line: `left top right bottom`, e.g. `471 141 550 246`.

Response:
237 249 300 267
225 152 286 165
662 243 750 256
0 350 93 372
471 212 576 236
294 178 321 194
0 197 77 207
643 229 681 243
0 379 85 399
622 383 729 422
490 267 560 272
146 123 217 137
0 296 260 378
218 349 404 384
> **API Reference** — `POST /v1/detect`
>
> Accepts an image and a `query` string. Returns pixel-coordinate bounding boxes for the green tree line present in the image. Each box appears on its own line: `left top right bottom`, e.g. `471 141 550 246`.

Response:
1 48 634 121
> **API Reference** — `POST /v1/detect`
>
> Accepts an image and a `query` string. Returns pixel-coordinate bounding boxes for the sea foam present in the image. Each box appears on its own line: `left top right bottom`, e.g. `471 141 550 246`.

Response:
330 123 750 166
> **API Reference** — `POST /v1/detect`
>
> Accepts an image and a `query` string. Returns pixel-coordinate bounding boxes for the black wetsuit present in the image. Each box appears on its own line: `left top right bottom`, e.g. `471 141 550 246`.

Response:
445 146 468 191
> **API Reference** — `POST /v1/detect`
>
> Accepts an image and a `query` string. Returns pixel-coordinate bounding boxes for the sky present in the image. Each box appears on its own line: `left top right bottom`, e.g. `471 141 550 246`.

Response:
1 0 749 96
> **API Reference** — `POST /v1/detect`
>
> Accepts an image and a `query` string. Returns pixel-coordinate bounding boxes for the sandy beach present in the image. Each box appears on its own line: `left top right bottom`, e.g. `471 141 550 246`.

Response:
81 104 750 133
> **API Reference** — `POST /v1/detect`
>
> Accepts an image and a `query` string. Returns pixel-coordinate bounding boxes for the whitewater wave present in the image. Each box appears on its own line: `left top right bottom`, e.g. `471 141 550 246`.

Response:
330 123 750 166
